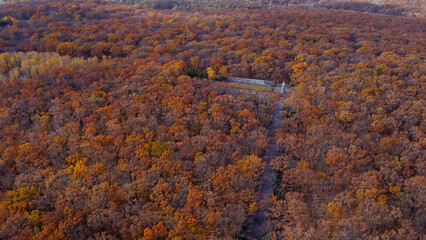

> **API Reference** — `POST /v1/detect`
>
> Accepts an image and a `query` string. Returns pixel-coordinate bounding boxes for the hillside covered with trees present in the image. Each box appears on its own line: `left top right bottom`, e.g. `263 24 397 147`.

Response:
104 0 425 17
0 0 424 239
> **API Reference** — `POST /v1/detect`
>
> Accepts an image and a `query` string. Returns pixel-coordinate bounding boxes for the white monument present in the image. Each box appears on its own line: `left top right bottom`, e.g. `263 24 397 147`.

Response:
281 82 287 93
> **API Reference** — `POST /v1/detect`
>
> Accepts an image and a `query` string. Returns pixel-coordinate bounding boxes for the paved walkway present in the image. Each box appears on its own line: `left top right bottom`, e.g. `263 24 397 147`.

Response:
244 97 284 239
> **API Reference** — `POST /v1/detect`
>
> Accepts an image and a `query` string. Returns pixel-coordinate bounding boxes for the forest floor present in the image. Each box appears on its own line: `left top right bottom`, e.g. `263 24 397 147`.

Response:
242 96 284 239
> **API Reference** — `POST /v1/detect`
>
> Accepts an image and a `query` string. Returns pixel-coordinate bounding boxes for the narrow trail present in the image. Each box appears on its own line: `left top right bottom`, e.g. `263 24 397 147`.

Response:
243 96 284 240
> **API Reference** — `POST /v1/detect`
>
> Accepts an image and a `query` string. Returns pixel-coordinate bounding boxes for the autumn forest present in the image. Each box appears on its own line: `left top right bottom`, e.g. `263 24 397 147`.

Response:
0 0 424 239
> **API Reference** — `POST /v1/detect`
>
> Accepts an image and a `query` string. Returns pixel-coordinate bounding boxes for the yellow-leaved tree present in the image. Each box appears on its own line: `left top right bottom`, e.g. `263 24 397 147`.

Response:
207 67 216 80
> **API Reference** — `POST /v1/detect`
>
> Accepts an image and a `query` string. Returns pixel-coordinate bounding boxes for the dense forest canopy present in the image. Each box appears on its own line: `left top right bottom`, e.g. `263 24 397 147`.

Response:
0 0 424 239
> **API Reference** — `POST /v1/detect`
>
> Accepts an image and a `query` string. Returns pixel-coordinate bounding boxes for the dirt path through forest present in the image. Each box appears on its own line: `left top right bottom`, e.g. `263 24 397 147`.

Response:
243 96 283 239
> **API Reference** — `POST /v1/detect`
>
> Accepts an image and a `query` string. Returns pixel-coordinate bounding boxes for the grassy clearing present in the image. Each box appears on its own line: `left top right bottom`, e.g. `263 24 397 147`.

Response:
227 82 272 91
